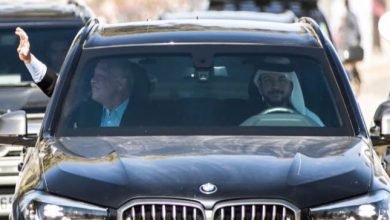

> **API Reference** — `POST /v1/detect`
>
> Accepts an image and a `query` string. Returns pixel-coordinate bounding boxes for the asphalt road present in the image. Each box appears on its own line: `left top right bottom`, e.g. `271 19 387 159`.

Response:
356 52 390 129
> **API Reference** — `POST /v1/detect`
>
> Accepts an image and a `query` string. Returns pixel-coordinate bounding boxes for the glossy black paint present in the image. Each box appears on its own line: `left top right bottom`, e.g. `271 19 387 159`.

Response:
12 19 390 220
17 136 375 209
85 20 320 48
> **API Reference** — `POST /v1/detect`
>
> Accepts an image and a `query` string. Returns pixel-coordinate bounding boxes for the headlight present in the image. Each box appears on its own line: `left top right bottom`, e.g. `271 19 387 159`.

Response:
19 191 108 220
310 190 390 219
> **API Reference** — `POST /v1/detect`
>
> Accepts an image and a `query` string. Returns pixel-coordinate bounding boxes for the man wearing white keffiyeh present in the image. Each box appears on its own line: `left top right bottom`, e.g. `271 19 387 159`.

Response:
241 68 324 127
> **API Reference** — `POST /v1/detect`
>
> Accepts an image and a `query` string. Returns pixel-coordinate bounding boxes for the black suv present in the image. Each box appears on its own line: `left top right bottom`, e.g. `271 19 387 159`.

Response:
0 0 92 216
3 17 390 220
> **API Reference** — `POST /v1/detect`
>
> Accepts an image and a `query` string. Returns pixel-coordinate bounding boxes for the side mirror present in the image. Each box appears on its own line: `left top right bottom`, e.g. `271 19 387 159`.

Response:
342 46 364 63
0 111 36 147
370 100 390 146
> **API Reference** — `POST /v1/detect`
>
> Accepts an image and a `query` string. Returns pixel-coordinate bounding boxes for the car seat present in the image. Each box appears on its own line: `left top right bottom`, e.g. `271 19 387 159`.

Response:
129 62 151 102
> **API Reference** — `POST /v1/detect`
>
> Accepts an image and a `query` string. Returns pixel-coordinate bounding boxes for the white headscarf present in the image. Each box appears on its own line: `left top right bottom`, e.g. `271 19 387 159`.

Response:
254 69 324 126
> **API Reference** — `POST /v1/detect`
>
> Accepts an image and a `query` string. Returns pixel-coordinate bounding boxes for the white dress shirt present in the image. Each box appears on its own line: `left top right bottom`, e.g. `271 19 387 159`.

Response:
25 56 47 83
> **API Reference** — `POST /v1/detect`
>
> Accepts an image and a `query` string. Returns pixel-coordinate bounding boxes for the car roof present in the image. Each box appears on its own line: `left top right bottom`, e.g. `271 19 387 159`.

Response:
0 1 92 26
84 19 322 49
160 10 297 23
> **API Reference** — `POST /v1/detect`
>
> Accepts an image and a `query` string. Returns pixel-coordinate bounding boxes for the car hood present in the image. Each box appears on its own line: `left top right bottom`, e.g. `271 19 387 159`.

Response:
41 136 373 209
0 86 48 112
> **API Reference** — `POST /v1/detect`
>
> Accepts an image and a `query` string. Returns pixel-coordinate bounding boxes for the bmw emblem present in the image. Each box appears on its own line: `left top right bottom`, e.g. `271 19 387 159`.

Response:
199 183 217 195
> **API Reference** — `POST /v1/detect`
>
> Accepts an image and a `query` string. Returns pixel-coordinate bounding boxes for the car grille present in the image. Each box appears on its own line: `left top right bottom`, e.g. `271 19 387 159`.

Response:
119 200 298 220
213 203 296 220
121 200 205 220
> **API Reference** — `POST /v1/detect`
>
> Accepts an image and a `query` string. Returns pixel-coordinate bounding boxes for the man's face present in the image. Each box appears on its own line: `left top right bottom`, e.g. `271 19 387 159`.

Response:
257 72 293 107
90 63 121 106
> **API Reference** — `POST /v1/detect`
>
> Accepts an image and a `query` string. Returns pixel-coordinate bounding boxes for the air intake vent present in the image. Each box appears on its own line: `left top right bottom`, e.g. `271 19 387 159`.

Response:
213 202 297 220
121 200 205 220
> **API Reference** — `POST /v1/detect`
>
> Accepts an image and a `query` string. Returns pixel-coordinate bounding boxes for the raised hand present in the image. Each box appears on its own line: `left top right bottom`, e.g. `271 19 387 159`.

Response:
15 27 32 64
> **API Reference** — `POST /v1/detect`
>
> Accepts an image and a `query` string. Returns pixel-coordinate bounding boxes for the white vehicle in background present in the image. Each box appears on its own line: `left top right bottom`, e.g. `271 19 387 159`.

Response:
0 0 93 216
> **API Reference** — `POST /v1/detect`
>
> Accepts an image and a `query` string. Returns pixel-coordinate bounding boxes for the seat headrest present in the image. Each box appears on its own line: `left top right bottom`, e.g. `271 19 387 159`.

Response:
129 62 150 101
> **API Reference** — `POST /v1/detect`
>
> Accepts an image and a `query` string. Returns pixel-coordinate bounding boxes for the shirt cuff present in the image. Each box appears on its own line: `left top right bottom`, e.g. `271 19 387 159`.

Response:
25 56 47 83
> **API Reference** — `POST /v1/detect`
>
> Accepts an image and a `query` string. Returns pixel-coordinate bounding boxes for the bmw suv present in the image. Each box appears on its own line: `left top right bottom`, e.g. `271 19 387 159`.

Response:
2 17 390 220
0 0 92 216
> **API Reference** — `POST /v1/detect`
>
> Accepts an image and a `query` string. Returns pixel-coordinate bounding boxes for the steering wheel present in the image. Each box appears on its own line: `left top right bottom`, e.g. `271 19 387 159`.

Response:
260 107 296 115
241 107 320 127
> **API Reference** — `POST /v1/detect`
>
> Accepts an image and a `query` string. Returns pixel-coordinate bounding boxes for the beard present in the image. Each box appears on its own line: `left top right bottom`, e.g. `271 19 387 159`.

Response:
264 90 290 107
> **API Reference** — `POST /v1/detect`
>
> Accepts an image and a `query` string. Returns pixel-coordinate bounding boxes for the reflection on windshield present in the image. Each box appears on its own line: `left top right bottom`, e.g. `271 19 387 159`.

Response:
57 52 346 135
0 27 79 84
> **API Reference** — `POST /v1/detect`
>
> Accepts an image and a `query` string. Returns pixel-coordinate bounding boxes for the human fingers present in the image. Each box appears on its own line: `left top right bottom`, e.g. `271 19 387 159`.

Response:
15 28 30 49
16 43 30 57
15 27 23 38
15 27 28 42
16 46 31 63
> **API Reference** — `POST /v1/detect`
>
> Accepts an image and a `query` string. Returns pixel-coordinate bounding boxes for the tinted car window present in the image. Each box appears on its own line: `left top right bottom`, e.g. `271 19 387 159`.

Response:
0 27 78 83
57 45 350 136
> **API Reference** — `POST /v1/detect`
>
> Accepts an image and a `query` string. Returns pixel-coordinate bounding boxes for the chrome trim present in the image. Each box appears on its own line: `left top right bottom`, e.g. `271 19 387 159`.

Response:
131 207 135 220
173 205 176 220
184 205 187 220
241 205 245 220
272 205 276 220
117 199 300 220
199 183 217 195
117 199 205 220
142 205 145 220
162 204 166 220
193 207 197 220
251 205 255 220
262 205 265 220
212 199 300 220
152 204 156 220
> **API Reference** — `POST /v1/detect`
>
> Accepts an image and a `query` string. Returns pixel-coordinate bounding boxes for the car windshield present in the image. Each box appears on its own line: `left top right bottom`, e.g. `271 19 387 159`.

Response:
56 45 352 136
0 27 79 85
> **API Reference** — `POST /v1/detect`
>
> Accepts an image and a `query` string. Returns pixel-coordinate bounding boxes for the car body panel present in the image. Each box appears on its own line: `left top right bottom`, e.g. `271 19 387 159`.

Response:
25 136 371 209
8 18 390 220
85 20 320 49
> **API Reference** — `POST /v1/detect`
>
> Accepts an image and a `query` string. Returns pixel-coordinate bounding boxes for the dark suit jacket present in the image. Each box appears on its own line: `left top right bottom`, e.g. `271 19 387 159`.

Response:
68 99 148 128
37 68 57 97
